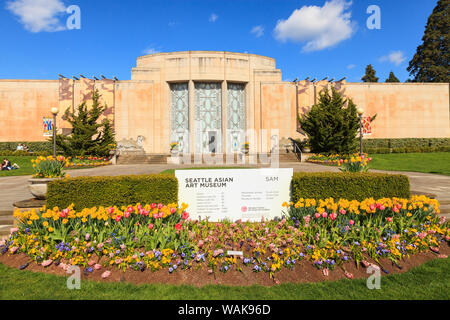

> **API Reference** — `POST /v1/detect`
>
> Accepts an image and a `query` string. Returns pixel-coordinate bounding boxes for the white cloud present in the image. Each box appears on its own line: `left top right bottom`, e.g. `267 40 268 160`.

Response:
347 64 356 69
274 0 355 52
6 0 67 32
209 13 218 22
142 47 160 55
250 25 264 38
380 51 407 66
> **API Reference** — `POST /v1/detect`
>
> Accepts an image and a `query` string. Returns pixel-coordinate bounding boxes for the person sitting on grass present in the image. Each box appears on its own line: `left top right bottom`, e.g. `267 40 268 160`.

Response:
1 158 12 170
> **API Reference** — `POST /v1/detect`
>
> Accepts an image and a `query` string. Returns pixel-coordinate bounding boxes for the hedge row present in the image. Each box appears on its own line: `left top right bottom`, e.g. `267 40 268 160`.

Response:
362 138 450 149
0 141 55 152
291 172 410 202
0 150 52 156
46 172 410 212
46 174 178 210
365 146 450 154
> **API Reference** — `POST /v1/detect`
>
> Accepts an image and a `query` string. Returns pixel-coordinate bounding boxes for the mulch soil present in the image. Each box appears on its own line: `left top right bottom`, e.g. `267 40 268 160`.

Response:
1 244 448 287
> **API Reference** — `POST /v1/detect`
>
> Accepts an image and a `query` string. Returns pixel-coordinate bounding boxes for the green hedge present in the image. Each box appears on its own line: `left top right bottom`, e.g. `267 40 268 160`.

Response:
363 138 450 149
365 146 450 154
291 172 410 202
46 174 178 210
0 141 55 152
0 150 51 156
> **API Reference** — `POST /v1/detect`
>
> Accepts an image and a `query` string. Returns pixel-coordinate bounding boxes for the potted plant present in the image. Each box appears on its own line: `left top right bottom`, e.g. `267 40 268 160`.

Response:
170 142 179 155
28 156 68 199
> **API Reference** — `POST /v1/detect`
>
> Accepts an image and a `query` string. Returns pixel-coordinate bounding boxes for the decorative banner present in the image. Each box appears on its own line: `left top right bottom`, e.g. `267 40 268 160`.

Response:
175 168 293 222
43 117 53 136
362 116 372 135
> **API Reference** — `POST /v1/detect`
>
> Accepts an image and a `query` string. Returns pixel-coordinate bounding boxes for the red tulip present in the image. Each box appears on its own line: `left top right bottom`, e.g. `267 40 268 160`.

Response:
148 223 154 230
387 217 393 222
115 216 121 222
182 212 189 220
175 223 182 231
349 219 354 225
107 207 114 214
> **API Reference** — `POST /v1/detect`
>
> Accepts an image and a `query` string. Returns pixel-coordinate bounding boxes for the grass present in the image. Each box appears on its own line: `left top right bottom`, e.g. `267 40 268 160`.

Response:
0 156 34 176
0 258 449 300
369 152 450 175
160 167 249 175
0 156 109 177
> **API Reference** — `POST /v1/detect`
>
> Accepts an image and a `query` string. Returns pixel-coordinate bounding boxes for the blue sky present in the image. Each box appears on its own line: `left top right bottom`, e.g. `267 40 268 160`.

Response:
0 0 437 82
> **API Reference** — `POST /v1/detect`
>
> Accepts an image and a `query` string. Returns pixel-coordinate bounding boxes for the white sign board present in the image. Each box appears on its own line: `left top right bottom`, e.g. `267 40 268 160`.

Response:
175 168 293 221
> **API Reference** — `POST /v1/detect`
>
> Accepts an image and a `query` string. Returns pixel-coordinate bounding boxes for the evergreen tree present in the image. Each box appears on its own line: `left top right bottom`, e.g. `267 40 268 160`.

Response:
361 64 379 82
385 71 400 83
298 88 359 154
407 0 449 82
56 90 115 157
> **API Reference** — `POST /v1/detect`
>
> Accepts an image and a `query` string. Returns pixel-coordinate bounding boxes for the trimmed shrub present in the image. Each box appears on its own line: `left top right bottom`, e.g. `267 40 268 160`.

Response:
291 172 410 202
46 174 178 210
362 138 450 150
0 150 51 156
0 141 54 152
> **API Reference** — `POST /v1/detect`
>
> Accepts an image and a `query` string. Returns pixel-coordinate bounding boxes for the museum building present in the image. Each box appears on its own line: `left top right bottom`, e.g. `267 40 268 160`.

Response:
0 51 449 158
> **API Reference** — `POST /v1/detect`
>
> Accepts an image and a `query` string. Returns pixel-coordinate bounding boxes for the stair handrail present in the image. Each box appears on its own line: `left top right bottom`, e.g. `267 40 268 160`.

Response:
288 138 303 162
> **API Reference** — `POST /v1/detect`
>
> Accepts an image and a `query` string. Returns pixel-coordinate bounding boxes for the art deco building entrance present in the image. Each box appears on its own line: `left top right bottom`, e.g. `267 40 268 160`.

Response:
170 81 246 154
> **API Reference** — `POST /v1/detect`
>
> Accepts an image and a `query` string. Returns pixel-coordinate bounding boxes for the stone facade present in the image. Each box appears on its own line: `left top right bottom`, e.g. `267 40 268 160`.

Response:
0 51 449 154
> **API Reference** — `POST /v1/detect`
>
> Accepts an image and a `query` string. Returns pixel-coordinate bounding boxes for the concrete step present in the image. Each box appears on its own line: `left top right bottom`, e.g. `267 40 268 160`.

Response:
0 211 13 217
0 216 14 225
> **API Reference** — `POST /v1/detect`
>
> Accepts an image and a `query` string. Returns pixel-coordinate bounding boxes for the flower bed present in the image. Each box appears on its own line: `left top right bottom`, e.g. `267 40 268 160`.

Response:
65 156 111 169
307 153 372 166
1 196 448 282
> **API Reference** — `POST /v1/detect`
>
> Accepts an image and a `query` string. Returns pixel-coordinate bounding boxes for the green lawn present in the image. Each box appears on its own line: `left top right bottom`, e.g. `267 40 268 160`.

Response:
369 152 450 175
0 156 110 177
1 258 449 300
0 156 34 176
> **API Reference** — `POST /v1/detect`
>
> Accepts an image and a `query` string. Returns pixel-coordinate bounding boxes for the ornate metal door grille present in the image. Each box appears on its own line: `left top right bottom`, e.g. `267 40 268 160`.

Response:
227 83 245 152
194 82 222 153
170 83 189 153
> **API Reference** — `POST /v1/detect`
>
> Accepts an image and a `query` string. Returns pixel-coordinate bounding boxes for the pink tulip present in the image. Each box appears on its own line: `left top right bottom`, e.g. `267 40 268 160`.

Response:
339 209 346 215
101 271 111 279
386 217 393 222
349 220 354 225
124 211 130 219
94 264 102 270
9 227 19 234
126 206 134 213
369 204 376 211
379 205 385 210
157 203 163 209
330 213 337 221
88 260 96 266
107 207 114 214
60 208 69 218
151 203 156 209
182 212 189 220
315 212 320 219
321 212 328 218
170 207 176 214
393 207 399 213
137 204 142 211
115 216 121 222
148 223 154 230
